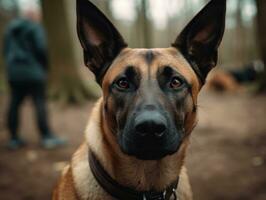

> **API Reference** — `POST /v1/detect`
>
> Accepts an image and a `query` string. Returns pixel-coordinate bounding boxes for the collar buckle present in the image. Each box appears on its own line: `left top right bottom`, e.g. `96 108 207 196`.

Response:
142 189 167 200
170 188 177 200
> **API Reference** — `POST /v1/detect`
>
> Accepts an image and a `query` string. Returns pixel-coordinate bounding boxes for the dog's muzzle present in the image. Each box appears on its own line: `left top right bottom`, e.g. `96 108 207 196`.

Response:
119 110 182 160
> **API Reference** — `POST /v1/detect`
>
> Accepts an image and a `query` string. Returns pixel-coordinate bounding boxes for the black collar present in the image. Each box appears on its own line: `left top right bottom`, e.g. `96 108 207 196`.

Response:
89 151 179 200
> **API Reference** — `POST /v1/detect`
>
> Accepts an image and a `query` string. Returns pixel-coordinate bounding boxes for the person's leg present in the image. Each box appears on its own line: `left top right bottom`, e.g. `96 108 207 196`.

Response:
30 81 66 148
30 81 51 137
7 81 26 149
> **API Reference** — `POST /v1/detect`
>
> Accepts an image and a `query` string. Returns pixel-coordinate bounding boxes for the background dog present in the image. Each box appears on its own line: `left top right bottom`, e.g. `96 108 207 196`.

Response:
53 0 226 199
206 60 265 92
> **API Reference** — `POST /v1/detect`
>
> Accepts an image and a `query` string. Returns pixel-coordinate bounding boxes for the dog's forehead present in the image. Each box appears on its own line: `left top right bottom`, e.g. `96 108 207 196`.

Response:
103 47 200 91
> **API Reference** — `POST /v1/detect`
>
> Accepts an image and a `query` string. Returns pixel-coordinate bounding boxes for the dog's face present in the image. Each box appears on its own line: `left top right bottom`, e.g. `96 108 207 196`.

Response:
77 0 226 160
100 48 200 160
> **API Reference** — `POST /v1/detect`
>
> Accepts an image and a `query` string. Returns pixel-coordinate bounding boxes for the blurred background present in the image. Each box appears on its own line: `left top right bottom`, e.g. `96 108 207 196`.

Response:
0 0 266 199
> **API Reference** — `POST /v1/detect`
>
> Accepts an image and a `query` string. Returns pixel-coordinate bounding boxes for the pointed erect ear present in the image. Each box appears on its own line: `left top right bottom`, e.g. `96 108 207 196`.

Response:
76 0 127 83
172 0 226 84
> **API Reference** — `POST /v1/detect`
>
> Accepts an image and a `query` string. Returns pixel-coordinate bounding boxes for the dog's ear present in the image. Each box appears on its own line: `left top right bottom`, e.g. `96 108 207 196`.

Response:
172 0 226 83
76 0 127 83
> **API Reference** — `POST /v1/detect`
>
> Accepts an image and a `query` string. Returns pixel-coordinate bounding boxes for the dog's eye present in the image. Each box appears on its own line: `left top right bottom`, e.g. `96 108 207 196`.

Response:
169 77 182 89
116 78 130 90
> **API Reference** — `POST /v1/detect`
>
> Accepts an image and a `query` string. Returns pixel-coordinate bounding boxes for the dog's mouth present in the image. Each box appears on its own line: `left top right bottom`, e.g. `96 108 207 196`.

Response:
128 146 179 160
118 133 181 160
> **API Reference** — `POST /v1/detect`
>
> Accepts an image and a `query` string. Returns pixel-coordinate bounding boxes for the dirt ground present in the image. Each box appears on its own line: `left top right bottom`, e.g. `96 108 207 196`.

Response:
0 89 266 200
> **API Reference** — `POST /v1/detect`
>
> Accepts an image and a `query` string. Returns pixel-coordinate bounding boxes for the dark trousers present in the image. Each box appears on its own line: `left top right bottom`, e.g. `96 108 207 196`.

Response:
7 81 51 140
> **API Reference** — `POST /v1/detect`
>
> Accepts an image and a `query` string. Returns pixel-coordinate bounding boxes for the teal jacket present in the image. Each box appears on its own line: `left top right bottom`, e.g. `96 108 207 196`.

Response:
3 18 48 82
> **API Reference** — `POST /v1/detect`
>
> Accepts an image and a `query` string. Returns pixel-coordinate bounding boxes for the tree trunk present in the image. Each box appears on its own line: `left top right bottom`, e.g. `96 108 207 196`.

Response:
256 0 266 92
141 0 152 48
135 0 152 48
41 0 99 104
235 1 246 66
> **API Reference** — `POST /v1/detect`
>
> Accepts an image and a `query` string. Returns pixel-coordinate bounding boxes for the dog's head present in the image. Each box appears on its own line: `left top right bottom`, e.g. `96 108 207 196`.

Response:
77 0 226 160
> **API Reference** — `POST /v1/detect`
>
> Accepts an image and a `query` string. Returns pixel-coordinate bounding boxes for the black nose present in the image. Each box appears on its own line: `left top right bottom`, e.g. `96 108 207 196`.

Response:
135 111 167 138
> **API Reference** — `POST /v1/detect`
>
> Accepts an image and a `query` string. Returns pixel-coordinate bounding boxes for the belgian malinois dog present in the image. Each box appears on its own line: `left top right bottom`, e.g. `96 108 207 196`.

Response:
53 0 226 199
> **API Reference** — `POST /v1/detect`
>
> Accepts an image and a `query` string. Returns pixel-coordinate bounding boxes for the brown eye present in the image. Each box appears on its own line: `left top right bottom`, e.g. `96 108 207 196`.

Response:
170 77 182 89
116 78 130 89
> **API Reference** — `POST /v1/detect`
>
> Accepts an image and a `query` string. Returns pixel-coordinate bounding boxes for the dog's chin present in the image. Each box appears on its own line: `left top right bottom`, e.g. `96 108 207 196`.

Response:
120 146 179 160
132 148 178 160
118 137 180 160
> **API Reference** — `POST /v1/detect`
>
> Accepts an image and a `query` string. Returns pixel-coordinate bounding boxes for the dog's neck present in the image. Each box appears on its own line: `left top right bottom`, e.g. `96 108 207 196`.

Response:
86 99 188 191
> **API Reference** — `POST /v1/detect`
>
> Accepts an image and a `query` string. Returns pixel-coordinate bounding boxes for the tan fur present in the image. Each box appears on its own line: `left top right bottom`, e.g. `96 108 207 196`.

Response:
53 48 197 200
53 165 80 200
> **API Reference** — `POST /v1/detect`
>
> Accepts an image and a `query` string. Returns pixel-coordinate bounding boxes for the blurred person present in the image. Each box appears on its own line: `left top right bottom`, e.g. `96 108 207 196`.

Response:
2 5 66 150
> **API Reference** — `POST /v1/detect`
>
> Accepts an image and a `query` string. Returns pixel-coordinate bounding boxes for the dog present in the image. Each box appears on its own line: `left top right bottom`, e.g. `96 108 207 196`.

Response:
206 61 265 92
53 0 226 199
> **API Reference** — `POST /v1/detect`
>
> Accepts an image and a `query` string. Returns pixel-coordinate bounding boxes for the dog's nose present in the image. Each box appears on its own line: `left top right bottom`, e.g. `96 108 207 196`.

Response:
135 111 167 138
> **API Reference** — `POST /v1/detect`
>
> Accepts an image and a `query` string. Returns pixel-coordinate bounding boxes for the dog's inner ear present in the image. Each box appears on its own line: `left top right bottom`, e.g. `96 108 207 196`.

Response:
76 0 127 84
81 21 104 46
172 0 226 83
192 24 217 44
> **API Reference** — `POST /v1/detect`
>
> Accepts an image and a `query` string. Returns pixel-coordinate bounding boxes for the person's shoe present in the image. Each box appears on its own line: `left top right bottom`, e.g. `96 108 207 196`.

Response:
7 138 26 150
41 135 67 149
